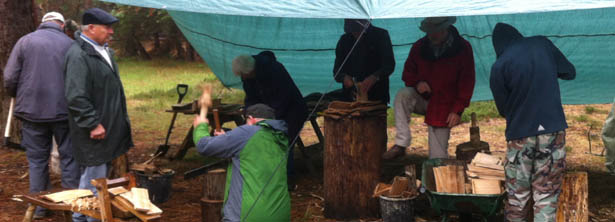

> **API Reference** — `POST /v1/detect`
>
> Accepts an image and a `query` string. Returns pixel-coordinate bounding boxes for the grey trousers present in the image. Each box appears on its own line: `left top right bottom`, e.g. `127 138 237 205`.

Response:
393 87 451 159
21 120 81 214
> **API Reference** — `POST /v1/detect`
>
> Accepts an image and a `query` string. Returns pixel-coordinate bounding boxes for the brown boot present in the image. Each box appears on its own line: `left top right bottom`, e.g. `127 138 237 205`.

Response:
382 145 406 160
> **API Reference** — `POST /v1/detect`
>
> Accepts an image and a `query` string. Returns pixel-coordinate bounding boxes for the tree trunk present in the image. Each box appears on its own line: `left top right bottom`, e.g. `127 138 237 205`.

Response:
187 43 196 61
0 0 36 146
323 101 387 220
133 35 151 60
152 32 160 53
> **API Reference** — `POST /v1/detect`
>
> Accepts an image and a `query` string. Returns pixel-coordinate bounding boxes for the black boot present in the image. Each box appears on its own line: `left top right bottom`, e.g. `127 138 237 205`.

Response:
382 145 406 160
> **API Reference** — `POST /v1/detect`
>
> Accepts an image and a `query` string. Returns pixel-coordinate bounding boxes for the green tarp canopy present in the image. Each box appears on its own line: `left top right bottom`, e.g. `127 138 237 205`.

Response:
103 0 615 104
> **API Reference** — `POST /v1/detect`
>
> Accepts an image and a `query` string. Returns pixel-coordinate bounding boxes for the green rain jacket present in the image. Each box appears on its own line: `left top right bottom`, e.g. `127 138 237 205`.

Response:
64 32 133 166
193 120 290 222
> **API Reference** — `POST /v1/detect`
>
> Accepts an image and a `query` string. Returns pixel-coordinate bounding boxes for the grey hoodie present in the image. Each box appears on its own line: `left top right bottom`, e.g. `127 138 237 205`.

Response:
3 22 73 122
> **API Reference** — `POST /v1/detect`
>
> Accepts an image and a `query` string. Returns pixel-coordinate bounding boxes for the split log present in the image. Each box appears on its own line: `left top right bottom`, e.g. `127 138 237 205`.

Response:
323 101 387 220
110 154 129 179
201 168 226 222
556 172 588 222
389 177 409 197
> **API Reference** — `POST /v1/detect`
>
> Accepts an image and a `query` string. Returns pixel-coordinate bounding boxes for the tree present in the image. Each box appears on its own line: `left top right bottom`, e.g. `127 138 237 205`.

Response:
1 0 37 146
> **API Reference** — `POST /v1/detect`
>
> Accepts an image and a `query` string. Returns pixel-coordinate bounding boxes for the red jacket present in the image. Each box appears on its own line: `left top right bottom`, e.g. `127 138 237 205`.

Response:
402 27 475 127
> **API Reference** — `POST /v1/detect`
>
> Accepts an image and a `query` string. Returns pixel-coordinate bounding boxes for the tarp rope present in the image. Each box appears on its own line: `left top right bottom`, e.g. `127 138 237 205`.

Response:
242 20 372 221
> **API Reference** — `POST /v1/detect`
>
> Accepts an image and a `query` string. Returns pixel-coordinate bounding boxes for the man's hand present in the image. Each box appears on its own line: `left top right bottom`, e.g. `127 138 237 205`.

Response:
416 81 431 94
90 124 106 140
360 75 378 94
343 75 354 88
193 115 209 128
214 130 226 136
446 113 461 128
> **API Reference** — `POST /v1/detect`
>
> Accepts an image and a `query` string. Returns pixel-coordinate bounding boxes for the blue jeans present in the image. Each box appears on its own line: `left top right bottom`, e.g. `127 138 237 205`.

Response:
72 164 108 222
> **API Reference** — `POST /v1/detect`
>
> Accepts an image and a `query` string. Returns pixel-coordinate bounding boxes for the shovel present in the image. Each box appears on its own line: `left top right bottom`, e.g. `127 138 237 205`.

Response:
155 84 189 157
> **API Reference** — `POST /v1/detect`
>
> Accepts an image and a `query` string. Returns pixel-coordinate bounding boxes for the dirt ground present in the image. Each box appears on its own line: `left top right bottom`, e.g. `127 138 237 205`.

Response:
1 104 614 221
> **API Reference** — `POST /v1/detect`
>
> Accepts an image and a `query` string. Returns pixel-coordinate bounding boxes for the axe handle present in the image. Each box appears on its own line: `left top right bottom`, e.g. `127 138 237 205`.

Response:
213 109 221 131
4 98 15 138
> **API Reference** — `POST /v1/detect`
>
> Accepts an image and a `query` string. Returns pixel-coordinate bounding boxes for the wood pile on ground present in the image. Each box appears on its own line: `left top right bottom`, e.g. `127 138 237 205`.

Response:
433 153 506 195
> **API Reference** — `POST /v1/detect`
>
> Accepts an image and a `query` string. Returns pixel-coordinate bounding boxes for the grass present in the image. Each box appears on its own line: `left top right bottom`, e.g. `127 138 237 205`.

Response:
386 100 501 127
118 58 244 135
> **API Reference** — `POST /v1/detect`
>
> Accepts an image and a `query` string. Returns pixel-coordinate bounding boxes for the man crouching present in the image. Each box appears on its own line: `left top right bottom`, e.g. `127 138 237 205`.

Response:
192 104 290 222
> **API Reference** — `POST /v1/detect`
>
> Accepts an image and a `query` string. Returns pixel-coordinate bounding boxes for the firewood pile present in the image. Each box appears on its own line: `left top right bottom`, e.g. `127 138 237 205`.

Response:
433 153 506 195
373 165 420 199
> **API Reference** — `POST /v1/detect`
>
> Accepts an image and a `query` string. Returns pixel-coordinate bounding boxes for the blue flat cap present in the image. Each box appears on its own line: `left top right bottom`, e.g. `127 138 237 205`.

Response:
82 8 118 25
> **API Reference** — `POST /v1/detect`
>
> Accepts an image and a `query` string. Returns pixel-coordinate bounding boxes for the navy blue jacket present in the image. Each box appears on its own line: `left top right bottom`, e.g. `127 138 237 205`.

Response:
490 23 576 140
242 51 308 140
333 25 395 103
3 22 73 122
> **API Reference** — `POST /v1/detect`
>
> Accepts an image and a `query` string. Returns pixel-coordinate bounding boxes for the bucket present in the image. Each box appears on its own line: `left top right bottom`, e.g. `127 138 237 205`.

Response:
379 195 415 222
135 170 176 204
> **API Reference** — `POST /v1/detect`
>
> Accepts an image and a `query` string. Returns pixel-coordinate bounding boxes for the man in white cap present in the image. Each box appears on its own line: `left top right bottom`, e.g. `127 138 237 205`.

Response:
383 17 476 160
3 11 80 219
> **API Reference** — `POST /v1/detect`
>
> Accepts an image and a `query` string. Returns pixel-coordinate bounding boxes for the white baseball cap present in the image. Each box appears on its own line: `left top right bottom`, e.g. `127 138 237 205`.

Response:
41 12 65 23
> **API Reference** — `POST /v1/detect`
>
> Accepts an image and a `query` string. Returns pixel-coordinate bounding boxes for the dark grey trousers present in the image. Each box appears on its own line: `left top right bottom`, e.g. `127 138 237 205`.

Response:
21 120 80 193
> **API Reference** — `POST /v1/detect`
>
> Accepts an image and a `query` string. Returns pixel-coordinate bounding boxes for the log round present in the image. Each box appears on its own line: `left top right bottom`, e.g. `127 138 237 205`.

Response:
201 168 226 222
323 101 387 219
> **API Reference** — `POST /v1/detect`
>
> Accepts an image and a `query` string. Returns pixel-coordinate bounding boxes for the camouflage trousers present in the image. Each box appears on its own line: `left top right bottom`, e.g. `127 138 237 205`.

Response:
504 131 566 222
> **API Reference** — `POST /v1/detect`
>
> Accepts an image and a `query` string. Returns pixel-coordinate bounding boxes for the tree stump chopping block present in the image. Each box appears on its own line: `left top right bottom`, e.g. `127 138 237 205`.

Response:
201 168 226 222
323 101 387 220
556 172 588 222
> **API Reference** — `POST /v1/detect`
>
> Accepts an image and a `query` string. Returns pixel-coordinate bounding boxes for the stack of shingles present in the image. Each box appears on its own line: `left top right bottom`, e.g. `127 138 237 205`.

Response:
466 153 505 194
110 187 163 215
432 165 467 194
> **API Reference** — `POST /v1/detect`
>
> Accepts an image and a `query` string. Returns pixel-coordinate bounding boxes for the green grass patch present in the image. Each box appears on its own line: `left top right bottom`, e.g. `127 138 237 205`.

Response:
574 114 602 126
386 100 501 127
575 114 589 123
565 146 573 152
118 58 245 135
461 101 500 123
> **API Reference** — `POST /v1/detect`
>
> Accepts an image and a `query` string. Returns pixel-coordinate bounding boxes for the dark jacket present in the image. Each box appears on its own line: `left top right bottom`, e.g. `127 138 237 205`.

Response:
333 25 395 103
3 22 73 122
402 26 475 127
242 51 308 140
490 23 576 140
193 120 290 222
64 32 133 166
